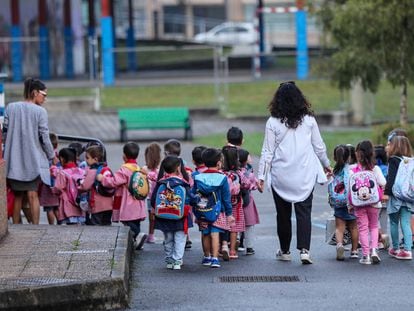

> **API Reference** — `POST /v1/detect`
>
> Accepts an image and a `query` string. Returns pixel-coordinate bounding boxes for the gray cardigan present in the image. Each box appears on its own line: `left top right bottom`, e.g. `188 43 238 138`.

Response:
3 101 55 185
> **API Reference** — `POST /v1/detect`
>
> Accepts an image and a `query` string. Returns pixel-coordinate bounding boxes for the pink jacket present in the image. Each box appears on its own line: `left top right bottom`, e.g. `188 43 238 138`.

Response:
101 164 147 222
54 167 85 221
79 167 113 214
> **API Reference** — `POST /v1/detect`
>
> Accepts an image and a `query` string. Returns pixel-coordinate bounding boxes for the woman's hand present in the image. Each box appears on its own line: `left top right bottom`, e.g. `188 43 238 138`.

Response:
258 179 265 193
324 166 333 178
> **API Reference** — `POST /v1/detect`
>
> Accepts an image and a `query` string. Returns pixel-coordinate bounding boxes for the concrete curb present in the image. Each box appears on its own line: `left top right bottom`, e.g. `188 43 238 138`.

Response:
0 226 133 311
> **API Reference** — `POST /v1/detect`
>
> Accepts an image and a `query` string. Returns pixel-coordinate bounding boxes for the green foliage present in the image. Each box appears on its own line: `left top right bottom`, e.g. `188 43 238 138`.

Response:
372 123 414 147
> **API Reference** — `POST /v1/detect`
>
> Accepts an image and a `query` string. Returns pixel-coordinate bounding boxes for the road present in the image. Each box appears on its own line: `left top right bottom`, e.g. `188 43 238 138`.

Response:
101 142 413 311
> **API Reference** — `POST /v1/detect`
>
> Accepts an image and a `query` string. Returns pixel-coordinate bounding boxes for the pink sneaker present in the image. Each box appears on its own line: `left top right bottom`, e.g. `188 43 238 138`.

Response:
146 234 155 244
388 248 399 258
396 249 412 260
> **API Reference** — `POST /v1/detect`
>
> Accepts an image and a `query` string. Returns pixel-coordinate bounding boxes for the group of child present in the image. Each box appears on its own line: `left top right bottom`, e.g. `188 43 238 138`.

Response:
26 126 261 270
328 128 414 265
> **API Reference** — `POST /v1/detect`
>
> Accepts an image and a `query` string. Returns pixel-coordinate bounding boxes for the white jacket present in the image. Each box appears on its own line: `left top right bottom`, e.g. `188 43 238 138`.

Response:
258 115 330 202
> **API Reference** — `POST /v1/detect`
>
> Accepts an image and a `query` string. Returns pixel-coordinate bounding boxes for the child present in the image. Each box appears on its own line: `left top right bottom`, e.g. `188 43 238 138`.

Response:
375 144 389 249
328 145 358 260
346 144 357 165
227 126 244 147
151 156 194 270
192 148 235 268
78 145 114 226
383 136 413 260
349 140 386 264
160 139 194 249
191 146 208 176
39 132 60 225
97 142 147 249
143 142 162 244
238 148 260 255
221 145 251 259
54 148 86 225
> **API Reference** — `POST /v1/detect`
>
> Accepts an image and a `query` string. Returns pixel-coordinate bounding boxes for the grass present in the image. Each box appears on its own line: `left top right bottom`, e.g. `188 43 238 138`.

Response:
47 79 412 121
194 129 373 161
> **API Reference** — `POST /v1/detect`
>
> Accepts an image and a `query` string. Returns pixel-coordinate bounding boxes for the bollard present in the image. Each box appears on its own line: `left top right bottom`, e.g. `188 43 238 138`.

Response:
0 73 8 239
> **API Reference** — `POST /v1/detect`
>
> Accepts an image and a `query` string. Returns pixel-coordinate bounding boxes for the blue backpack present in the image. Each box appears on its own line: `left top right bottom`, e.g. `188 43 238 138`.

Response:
154 178 187 220
328 165 349 208
392 156 414 203
193 190 221 223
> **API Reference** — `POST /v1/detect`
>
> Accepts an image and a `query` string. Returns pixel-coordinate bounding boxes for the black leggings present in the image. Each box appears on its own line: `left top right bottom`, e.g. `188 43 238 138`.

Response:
271 189 313 252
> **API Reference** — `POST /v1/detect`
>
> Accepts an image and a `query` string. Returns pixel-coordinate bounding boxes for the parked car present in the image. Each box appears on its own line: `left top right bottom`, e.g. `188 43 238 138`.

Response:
194 22 256 46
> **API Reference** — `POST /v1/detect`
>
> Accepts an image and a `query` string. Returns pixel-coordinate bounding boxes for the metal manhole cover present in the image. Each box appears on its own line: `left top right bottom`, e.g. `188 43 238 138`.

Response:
217 275 300 283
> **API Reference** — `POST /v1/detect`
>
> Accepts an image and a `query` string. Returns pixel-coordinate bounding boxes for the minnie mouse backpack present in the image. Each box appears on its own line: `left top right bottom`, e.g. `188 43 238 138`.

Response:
348 165 382 207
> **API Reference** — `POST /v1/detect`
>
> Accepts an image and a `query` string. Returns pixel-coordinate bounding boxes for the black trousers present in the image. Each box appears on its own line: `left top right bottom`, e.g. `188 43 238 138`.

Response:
271 189 313 252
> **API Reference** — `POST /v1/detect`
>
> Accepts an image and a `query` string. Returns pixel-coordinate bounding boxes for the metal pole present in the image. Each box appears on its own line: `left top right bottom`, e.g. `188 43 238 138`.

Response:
258 0 265 66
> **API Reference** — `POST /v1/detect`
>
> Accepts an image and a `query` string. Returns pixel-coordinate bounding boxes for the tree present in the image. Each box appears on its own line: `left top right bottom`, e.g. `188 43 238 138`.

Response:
318 0 414 125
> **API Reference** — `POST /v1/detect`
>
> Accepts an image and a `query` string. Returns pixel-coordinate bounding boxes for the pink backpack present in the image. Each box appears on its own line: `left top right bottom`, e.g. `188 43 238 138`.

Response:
63 167 86 208
348 165 383 207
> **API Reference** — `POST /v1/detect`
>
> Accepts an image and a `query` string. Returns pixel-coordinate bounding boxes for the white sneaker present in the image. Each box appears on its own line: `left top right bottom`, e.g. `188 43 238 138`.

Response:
135 233 148 250
359 255 371 265
173 261 181 270
276 250 291 261
371 248 381 264
336 244 345 261
300 249 313 264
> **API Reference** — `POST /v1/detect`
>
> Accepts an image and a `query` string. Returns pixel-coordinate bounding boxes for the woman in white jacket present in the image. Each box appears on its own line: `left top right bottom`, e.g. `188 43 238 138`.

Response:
258 81 331 264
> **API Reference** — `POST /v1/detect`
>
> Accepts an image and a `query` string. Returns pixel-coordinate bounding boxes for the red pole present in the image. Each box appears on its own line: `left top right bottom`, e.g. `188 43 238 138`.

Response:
296 0 305 10
101 0 110 17
10 0 19 25
38 0 47 26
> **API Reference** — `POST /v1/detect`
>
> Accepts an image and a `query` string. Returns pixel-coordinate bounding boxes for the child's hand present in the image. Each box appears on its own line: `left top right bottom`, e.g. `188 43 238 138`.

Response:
140 166 148 174
96 174 103 182
257 180 264 193
227 215 235 226
382 194 389 203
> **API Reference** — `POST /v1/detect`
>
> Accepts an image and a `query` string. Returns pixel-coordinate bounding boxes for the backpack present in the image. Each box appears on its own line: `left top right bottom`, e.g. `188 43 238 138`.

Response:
226 170 241 206
348 165 382 207
64 168 89 211
392 156 414 203
241 165 253 207
154 178 187 220
123 163 149 200
328 165 349 208
193 174 223 223
95 165 116 197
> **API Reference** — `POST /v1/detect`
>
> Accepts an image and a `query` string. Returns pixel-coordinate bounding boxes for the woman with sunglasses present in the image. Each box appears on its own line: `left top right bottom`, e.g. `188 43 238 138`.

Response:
258 81 331 264
3 77 57 224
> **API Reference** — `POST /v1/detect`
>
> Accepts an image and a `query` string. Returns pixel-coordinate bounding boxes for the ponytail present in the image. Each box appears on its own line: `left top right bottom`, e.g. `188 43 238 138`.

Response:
333 145 349 175
24 77 46 99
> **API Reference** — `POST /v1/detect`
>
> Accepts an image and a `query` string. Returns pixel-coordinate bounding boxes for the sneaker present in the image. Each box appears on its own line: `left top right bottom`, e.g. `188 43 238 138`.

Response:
146 234 156 244
246 248 255 255
276 250 291 261
201 256 212 266
336 244 345 261
166 258 174 269
135 233 148 250
173 261 182 270
350 250 359 259
371 249 381 264
359 255 372 265
396 249 412 260
221 245 230 261
388 248 399 258
210 257 221 268
185 240 192 249
300 249 313 264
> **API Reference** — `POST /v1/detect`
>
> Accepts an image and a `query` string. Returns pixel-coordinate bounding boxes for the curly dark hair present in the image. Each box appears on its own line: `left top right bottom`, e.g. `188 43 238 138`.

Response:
268 81 314 129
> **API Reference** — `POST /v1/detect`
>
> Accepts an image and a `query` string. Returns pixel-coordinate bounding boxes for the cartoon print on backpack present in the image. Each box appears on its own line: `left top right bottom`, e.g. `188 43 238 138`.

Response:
352 175 376 201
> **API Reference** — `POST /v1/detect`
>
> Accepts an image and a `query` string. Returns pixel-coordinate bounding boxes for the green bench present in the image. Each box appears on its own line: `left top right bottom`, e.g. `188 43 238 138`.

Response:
118 107 192 142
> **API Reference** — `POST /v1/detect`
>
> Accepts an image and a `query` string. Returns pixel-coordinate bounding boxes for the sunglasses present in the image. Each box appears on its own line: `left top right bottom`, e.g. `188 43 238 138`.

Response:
39 90 47 97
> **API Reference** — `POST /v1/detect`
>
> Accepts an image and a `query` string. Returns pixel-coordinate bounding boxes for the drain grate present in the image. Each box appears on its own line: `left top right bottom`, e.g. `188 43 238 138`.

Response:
217 275 300 283
0 277 77 289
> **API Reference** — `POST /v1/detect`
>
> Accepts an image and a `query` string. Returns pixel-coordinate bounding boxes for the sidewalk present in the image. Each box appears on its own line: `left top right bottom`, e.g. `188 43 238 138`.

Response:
0 225 132 310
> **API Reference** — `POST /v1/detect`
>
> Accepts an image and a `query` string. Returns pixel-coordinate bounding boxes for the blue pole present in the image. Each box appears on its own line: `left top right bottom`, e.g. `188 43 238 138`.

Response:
127 27 137 71
101 16 115 86
10 26 23 82
64 26 74 78
39 25 50 80
295 10 308 80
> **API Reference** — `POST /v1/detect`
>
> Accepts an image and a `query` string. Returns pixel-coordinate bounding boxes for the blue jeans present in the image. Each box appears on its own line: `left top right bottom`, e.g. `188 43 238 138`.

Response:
389 207 412 251
164 231 186 262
